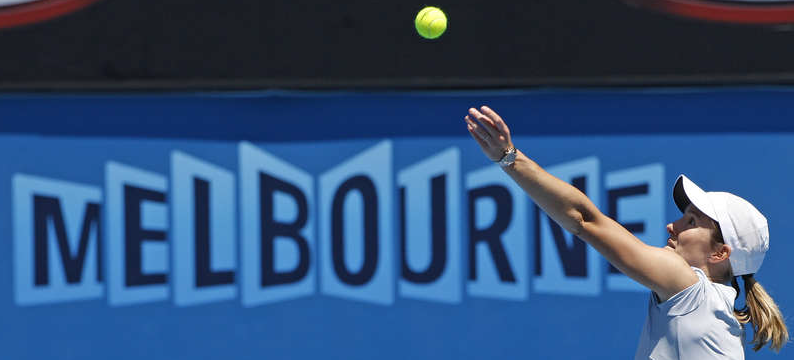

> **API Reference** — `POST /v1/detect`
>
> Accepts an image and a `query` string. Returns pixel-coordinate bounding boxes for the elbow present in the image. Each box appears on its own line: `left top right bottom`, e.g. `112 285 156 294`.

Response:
566 210 587 237
567 206 599 238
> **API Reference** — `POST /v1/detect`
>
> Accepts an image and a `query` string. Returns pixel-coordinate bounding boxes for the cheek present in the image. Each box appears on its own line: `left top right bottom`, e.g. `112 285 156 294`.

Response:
677 230 693 245
678 230 711 252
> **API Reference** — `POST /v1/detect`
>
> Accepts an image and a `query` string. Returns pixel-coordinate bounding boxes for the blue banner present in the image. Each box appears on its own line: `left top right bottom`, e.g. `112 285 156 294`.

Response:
1 89 792 360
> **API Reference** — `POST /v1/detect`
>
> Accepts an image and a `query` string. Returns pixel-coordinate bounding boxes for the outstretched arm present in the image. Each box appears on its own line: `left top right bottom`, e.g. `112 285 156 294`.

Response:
465 106 697 301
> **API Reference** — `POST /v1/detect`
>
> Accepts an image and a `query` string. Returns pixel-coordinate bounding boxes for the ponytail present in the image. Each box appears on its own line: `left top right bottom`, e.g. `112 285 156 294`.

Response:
732 274 789 352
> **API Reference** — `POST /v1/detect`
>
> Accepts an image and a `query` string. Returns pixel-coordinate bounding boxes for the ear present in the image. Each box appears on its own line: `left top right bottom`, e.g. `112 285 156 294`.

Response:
709 244 732 264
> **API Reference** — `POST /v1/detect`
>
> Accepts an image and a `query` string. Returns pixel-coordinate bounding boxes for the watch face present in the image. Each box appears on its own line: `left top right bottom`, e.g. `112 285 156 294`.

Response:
500 150 516 166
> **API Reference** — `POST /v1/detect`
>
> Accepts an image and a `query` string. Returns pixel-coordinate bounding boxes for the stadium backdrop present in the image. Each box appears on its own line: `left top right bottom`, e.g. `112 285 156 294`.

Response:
2 0 794 88
0 88 792 360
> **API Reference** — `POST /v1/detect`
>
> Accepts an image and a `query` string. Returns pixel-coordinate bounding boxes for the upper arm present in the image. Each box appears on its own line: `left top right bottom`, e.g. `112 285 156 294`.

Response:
578 212 698 301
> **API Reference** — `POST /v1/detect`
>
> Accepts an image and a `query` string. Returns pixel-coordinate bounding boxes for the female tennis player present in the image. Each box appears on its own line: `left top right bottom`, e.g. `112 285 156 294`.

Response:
464 105 788 359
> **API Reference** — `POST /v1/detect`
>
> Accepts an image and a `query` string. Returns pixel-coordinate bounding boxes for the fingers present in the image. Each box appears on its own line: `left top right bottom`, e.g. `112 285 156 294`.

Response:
465 115 492 146
465 105 513 162
468 108 500 139
479 106 509 135
467 119 491 150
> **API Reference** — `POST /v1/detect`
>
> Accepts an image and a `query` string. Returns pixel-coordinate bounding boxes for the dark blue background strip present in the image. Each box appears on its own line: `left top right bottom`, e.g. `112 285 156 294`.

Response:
1 87 792 141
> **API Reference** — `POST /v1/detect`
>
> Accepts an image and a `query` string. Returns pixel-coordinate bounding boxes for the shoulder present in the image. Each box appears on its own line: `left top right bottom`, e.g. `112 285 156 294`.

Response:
648 249 700 302
654 267 707 316
690 266 708 280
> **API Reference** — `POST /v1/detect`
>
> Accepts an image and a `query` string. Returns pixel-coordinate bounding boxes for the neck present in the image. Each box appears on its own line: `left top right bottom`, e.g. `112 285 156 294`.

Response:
705 263 731 284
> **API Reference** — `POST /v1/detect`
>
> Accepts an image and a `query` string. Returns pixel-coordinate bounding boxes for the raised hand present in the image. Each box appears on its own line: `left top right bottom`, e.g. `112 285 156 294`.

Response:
465 106 514 162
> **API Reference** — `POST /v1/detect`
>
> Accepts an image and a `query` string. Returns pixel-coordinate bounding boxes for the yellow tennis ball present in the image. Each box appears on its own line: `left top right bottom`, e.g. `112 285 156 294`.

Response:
415 6 447 39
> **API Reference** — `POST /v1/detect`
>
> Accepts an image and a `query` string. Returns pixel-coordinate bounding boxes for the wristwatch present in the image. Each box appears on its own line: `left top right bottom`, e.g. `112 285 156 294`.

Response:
497 147 517 167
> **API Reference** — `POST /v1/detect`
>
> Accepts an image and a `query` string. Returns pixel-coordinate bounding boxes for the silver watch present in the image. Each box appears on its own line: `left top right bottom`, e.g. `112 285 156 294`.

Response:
497 147 517 167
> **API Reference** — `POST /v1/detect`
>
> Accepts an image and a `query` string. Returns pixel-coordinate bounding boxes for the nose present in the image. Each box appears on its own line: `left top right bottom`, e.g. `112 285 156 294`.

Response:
666 223 675 237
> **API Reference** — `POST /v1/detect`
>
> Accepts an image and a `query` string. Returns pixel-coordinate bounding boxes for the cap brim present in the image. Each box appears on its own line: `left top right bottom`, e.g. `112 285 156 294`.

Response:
673 175 718 221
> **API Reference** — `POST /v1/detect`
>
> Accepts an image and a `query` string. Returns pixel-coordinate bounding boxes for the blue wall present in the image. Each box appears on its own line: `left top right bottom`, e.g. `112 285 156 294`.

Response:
1 88 792 360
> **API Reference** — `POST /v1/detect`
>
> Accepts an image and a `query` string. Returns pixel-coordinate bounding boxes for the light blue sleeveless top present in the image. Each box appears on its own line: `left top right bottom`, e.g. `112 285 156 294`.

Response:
634 267 744 360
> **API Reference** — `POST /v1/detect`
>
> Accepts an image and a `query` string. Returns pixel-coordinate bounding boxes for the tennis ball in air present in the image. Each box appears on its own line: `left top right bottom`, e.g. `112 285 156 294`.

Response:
415 6 447 39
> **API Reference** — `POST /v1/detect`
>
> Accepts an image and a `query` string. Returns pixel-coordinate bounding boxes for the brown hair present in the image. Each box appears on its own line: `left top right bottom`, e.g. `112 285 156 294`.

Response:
711 222 789 352
731 275 790 352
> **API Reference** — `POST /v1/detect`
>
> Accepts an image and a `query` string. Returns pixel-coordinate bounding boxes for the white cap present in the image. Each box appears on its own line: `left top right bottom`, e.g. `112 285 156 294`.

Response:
673 175 769 276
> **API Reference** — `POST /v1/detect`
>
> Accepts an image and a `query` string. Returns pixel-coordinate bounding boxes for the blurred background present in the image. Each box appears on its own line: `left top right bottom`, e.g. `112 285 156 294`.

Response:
1 1 793 359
